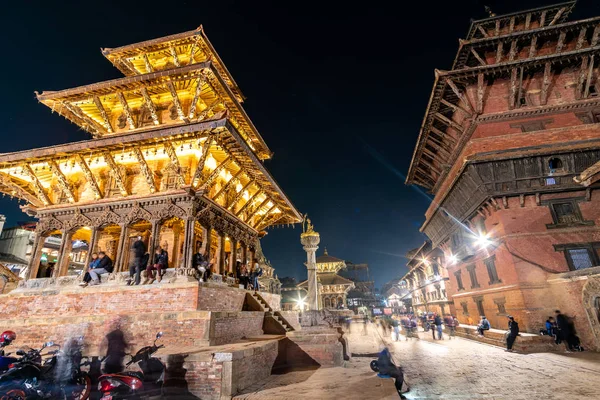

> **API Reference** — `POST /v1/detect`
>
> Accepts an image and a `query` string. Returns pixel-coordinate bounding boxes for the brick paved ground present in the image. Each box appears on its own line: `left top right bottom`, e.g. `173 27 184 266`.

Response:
235 322 600 400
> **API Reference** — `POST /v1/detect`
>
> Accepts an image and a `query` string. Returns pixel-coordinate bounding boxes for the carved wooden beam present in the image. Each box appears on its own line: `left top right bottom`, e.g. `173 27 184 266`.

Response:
508 67 518 110
584 55 596 99
419 157 442 175
0 173 44 207
170 47 181 67
191 137 214 188
525 13 532 29
540 62 552 105
197 98 222 121
143 54 154 73
576 27 588 50
59 101 105 135
592 26 600 47
476 25 488 38
48 160 75 203
516 67 525 108
189 42 198 65
548 7 565 26
140 88 159 126
540 10 547 27
214 169 244 200
246 197 270 222
118 58 137 74
163 142 186 187
426 140 451 158
440 98 471 117
93 96 113 133
556 31 566 53
116 92 136 129
23 165 51 205
495 41 504 63
470 48 486 66
253 205 277 229
103 152 128 196
446 79 473 113
166 82 188 122
529 36 538 58
77 155 102 199
508 17 515 33
494 20 500 36
227 179 255 210
508 40 517 62
133 147 157 193
477 73 485 114
577 56 590 100
201 157 232 190
433 113 463 133
188 74 207 119
235 190 263 217
430 126 457 146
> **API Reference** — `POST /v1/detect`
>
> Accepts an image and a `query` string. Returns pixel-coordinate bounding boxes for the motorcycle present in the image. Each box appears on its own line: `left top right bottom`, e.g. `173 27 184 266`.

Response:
0 339 91 400
0 331 18 374
98 332 165 400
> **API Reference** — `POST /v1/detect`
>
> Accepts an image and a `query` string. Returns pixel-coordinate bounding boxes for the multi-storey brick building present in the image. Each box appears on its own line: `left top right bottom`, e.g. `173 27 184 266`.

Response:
401 241 452 317
406 2 600 350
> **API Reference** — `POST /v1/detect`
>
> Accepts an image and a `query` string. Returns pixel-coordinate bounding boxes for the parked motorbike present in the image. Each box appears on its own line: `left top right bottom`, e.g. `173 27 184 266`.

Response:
0 331 18 373
0 338 91 400
97 332 165 400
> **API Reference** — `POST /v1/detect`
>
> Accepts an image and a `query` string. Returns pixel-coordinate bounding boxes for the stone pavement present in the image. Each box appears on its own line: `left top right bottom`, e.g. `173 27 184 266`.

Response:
234 322 600 399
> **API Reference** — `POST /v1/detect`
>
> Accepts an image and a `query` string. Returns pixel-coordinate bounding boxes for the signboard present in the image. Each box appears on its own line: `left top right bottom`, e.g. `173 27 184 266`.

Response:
372 308 382 315
383 308 392 315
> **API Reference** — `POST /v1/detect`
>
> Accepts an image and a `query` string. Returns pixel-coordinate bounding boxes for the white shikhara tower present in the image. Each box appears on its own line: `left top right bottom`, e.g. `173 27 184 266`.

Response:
300 218 321 311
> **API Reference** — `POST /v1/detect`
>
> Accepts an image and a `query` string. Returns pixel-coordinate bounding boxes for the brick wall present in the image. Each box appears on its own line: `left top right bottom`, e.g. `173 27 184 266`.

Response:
209 312 264 345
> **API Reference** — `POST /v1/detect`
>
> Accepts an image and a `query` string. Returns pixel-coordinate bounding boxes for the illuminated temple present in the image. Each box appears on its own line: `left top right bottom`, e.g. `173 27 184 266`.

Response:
0 26 301 281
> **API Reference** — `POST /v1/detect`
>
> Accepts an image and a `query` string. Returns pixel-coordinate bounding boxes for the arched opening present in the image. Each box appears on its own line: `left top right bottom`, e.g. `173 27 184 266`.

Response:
96 223 122 268
157 217 184 269
324 297 331 308
35 229 62 278
65 226 92 276
548 157 563 171
123 219 151 272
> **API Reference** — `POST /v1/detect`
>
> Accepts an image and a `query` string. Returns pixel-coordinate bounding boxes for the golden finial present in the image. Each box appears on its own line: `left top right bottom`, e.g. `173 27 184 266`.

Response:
484 6 496 17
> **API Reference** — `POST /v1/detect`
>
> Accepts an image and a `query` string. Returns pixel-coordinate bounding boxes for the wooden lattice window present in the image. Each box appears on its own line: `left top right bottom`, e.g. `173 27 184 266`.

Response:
554 242 600 271
454 270 464 291
484 256 501 285
467 264 479 289
545 199 594 229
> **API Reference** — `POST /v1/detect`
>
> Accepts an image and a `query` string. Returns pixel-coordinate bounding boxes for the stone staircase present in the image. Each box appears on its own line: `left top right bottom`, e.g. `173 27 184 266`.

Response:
250 292 294 333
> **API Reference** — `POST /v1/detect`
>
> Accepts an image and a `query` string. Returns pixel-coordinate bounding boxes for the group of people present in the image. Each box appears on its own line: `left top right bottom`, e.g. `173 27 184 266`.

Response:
545 310 584 352
80 236 168 287
79 236 265 291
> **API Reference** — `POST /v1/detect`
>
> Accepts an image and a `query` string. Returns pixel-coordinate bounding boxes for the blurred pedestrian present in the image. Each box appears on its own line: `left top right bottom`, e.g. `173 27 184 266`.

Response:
506 316 519 352
103 318 130 374
434 313 443 340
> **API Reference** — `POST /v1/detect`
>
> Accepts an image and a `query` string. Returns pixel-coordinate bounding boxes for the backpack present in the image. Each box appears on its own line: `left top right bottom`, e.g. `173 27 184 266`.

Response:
482 320 490 329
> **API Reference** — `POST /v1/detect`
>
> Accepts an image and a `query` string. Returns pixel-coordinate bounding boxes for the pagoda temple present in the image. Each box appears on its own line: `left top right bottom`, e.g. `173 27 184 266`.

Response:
298 249 355 309
0 26 302 280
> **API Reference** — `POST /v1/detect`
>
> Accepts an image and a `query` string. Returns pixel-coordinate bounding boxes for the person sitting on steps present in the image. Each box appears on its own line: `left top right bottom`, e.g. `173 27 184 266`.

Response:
83 252 113 286
477 316 490 337
143 246 168 284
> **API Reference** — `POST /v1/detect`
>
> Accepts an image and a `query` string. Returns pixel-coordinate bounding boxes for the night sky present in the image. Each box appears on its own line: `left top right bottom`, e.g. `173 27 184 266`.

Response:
1 0 597 288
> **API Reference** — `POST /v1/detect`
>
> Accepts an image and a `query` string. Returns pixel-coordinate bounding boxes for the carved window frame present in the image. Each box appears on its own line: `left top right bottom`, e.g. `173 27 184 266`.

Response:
554 242 600 271
467 264 480 289
484 255 501 285
460 301 469 316
493 297 507 316
454 270 464 291
544 197 594 229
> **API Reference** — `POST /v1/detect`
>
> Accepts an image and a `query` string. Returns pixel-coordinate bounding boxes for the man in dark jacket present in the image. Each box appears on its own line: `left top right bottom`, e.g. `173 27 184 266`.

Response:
128 236 147 285
377 348 408 399
506 316 519 352
144 246 169 284
434 314 443 340
88 252 113 286
555 310 572 353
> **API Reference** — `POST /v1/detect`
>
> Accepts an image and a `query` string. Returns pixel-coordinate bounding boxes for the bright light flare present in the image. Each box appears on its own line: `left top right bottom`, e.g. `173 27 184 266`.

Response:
474 233 492 249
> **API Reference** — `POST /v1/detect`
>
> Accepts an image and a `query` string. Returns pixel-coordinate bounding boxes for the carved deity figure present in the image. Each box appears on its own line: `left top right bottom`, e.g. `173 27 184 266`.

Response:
302 214 314 234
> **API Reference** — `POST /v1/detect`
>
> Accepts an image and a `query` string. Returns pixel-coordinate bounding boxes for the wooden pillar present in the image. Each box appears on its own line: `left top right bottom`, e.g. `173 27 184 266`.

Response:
172 222 182 268
115 224 128 272
241 242 248 266
229 238 238 274
27 233 46 280
181 217 195 269
217 232 226 275
202 226 212 261
81 227 99 279
148 220 160 262
54 231 74 277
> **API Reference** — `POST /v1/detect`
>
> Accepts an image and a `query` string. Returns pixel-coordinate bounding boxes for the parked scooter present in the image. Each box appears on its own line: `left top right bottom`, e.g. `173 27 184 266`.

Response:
0 331 18 373
97 332 165 400
0 339 91 400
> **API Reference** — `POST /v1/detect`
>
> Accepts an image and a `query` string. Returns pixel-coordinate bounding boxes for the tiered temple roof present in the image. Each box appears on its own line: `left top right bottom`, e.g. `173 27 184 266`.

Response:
405 0 599 192
0 27 301 232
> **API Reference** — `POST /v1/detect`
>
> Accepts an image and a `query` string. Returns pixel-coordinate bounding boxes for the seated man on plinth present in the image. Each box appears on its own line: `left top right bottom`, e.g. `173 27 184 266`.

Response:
85 251 113 286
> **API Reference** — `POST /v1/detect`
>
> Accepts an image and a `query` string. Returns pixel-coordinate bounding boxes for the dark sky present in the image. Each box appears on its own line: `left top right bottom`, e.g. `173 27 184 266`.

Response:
1 0 597 288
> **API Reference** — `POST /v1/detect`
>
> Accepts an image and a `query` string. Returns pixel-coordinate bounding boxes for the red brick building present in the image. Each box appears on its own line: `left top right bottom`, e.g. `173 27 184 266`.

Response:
406 2 600 350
